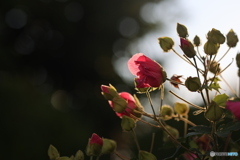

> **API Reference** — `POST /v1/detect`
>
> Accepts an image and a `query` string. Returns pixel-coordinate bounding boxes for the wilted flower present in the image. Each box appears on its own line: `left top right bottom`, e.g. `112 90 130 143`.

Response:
128 53 167 89
226 101 240 120
109 92 137 118
170 75 182 89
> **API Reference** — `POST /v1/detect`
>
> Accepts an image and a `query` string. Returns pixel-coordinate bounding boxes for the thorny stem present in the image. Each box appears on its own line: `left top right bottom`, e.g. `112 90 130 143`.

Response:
114 151 131 160
193 57 208 107
169 90 205 110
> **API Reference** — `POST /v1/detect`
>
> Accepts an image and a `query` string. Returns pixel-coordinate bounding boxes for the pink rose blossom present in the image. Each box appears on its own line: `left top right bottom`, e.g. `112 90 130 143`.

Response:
90 133 103 146
109 92 137 118
226 101 240 120
128 53 165 88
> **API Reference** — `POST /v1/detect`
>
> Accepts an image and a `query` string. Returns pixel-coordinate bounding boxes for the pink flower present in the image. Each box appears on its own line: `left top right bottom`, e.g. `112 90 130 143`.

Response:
226 101 240 120
90 133 103 146
128 53 166 88
109 92 137 118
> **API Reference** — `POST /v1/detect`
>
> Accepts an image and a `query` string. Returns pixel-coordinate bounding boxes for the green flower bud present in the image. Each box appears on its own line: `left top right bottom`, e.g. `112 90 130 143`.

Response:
48 145 60 160
160 105 173 120
101 139 117 155
112 97 127 113
226 29 239 47
180 38 196 58
209 61 221 74
193 35 201 46
158 37 174 52
204 40 219 55
177 23 188 38
185 77 201 92
121 115 136 131
74 150 84 160
204 101 223 122
101 84 119 100
138 150 157 160
174 102 189 116
207 28 225 44
236 53 240 68
163 125 179 142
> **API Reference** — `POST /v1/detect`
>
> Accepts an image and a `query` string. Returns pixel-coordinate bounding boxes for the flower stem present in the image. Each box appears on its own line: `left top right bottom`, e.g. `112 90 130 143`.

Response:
131 129 141 151
193 57 208 106
146 91 157 117
150 132 155 153
217 47 231 63
114 151 131 160
169 90 205 110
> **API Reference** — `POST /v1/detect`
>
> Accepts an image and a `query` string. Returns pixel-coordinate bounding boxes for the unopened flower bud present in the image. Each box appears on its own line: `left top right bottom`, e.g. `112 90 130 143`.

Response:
86 133 103 156
185 77 201 92
226 29 238 47
204 101 223 122
74 150 84 160
158 37 174 52
209 61 221 74
121 115 136 131
174 102 189 116
193 35 201 46
111 96 127 113
101 138 117 155
48 145 60 160
204 40 219 55
138 150 157 160
160 105 173 120
163 125 179 142
177 23 188 38
236 53 240 68
101 84 119 100
180 38 196 58
207 28 225 44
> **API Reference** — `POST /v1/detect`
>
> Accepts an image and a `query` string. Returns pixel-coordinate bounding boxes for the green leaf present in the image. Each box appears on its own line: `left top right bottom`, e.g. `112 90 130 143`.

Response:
186 125 211 137
213 94 229 107
205 101 223 121
138 150 157 160
216 121 240 137
189 125 212 133
48 145 60 160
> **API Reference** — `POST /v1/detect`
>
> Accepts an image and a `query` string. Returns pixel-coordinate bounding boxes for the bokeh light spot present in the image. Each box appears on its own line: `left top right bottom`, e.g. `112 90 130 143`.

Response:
5 8 27 29
118 17 139 38
51 90 72 111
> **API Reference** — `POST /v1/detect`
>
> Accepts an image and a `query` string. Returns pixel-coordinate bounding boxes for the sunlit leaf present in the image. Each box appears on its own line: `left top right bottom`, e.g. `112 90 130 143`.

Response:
213 94 229 107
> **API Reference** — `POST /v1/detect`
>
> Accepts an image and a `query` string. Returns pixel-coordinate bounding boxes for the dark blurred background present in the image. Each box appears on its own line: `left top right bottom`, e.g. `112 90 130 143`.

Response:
0 0 184 159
